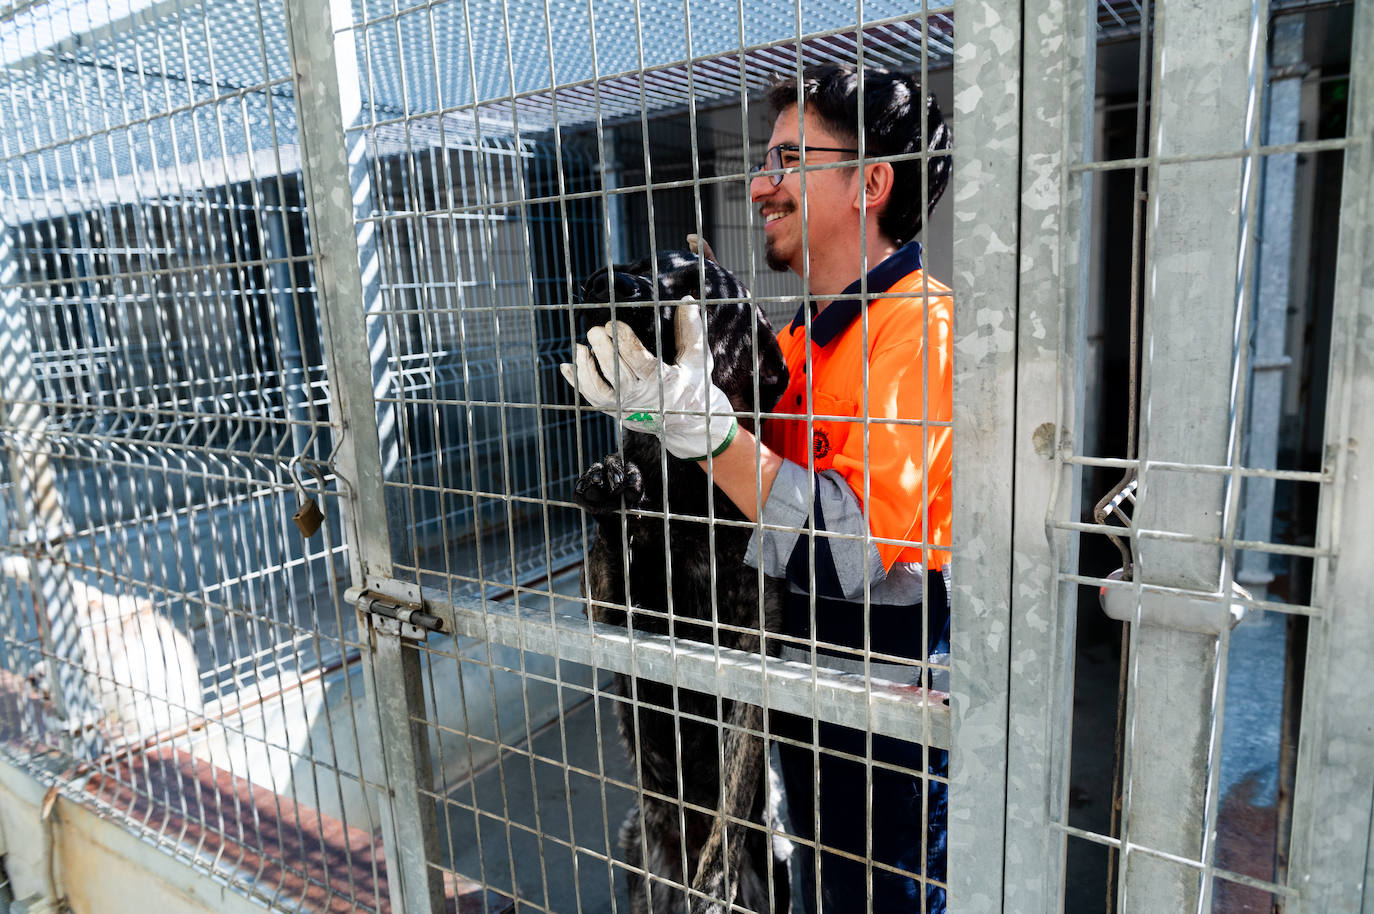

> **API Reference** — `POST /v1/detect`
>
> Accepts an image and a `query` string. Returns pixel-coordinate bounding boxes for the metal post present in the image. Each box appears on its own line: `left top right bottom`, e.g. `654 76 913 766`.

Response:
948 0 1022 909
280 0 444 911
1000 0 1096 909
602 138 627 264
1286 0 1374 907
0 210 103 758
1123 0 1259 907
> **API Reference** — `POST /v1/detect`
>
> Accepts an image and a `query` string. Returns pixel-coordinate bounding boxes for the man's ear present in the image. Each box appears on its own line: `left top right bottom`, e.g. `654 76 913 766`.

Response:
856 161 896 213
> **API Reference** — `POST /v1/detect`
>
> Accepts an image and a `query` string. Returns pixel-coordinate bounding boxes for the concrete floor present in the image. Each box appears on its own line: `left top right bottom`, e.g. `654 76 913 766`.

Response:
438 689 637 914
434 565 638 914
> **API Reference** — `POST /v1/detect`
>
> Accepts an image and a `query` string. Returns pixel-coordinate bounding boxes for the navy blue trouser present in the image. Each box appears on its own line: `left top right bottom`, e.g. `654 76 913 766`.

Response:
776 717 948 913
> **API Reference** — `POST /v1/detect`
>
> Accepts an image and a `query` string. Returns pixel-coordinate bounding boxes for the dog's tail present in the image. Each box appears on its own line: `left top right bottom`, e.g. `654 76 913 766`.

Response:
688 700 768 914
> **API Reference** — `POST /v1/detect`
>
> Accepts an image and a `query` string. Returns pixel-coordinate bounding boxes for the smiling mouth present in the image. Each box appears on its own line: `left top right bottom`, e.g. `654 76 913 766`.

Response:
764 211 788 224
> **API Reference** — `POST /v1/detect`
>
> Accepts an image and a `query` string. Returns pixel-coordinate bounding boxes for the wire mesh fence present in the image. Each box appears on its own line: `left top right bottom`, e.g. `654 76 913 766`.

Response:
0 0 1370 912
0 0 386 904
980 0 1374 911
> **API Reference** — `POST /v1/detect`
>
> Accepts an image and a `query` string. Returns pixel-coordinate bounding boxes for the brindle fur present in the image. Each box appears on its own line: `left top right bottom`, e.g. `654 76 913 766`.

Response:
574 245 791 914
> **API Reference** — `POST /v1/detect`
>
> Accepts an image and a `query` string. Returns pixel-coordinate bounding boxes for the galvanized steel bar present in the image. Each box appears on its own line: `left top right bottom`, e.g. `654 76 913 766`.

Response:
282 0 405 580
280 0 443 910
1003 0 1096 909
947 0 1021 908
1122 0 1260 908
428 587 951 748
1286 0 1374 907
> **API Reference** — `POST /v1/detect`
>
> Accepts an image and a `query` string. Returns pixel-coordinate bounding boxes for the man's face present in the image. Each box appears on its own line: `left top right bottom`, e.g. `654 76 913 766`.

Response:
749 105 860 275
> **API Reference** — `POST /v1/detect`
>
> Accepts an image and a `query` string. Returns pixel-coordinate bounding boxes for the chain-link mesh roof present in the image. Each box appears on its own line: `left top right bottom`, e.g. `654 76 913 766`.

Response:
0 0 1280 205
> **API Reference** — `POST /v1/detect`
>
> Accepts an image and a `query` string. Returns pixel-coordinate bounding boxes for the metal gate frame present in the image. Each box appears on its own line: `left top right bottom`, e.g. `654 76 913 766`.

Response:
284 1 951 911
280 0 1374 910
282 0 444 908
284 0 960 910
951 0 1374 911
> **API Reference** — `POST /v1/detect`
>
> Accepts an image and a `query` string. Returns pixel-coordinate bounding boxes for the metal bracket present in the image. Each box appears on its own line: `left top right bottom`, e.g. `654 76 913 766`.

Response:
345 586 444 641
1098 569 1249 634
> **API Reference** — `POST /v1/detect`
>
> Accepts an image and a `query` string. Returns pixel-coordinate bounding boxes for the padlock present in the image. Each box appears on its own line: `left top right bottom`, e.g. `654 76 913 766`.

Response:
293 498 325 537
288 456 326 538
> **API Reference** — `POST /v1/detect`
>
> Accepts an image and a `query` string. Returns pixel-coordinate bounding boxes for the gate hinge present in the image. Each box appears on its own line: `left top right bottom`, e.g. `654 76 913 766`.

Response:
345 586 444 641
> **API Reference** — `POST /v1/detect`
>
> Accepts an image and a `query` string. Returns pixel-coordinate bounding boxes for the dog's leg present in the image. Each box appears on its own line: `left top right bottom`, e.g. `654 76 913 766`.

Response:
586 528 630 631
580 454 646 631
687 566 786 912
622 806 654 914
687 700 767 914
624 799 689 914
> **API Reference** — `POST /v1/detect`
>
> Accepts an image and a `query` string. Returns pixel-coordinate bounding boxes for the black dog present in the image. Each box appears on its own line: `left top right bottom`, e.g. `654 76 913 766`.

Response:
573 238 791 914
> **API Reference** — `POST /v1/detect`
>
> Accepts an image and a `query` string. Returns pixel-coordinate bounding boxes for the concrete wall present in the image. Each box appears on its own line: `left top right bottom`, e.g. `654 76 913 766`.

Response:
0 753 265 914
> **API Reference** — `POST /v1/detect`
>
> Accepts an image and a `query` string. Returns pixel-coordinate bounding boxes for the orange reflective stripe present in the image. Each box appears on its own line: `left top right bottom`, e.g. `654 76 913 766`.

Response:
764 269 953 571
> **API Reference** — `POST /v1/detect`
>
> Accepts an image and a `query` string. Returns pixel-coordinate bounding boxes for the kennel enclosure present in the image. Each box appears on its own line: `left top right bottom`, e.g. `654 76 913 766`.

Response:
0 0 1371 911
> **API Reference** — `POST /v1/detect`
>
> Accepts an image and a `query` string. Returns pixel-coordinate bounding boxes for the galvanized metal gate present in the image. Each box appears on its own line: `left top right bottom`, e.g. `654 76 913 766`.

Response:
953 0 1374 911
0 0 1371 911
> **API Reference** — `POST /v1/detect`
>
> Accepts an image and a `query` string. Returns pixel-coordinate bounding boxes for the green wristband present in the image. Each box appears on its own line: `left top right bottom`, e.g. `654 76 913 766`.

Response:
690 417 738 462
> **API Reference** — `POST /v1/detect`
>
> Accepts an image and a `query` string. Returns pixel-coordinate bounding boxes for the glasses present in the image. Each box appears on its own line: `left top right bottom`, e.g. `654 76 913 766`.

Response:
750 142 861 186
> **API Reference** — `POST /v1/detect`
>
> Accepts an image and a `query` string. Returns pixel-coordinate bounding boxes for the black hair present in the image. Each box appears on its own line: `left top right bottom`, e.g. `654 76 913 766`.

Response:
766 64 952 245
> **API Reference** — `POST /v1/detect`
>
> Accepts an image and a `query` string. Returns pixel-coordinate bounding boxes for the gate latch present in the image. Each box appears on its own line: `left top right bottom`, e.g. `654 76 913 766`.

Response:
345 586 444 641
1099 570 1249 635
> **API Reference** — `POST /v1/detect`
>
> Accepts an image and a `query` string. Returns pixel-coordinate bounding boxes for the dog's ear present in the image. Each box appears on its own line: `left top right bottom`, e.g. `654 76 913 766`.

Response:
581 267 645 305
686 234 717 263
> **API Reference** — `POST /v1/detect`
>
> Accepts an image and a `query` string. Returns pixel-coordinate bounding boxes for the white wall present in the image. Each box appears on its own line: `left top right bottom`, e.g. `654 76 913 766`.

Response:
0 754 266 914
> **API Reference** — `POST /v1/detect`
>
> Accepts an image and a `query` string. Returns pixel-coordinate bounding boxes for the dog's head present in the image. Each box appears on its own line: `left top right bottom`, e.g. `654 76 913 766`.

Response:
577 247 788 423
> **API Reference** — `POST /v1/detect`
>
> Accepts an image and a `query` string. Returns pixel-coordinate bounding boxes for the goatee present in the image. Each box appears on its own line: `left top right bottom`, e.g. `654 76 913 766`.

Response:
765 238 789 272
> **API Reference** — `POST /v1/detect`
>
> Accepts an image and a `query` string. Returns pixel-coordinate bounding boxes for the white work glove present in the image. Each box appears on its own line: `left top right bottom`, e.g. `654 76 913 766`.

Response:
560 299 738 461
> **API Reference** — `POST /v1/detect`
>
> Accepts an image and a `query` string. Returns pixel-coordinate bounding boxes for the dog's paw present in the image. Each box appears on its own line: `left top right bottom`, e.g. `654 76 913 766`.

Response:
574 455 644 513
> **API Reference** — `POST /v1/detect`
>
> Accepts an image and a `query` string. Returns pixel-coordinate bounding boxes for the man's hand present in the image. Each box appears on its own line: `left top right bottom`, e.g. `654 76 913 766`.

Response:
560 300 738 461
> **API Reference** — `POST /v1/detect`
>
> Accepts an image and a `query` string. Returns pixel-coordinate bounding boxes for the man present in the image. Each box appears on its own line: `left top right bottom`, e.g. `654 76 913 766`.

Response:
738 64 952 914
564 64 952 912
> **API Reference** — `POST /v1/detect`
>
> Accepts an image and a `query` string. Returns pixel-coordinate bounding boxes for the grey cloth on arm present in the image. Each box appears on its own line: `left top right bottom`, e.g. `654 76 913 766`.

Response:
745 459 948 688
743 458 812 577
745 460 910 601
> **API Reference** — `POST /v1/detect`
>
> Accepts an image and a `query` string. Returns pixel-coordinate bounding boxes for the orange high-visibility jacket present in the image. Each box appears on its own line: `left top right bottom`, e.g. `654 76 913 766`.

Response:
764 245 953 574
